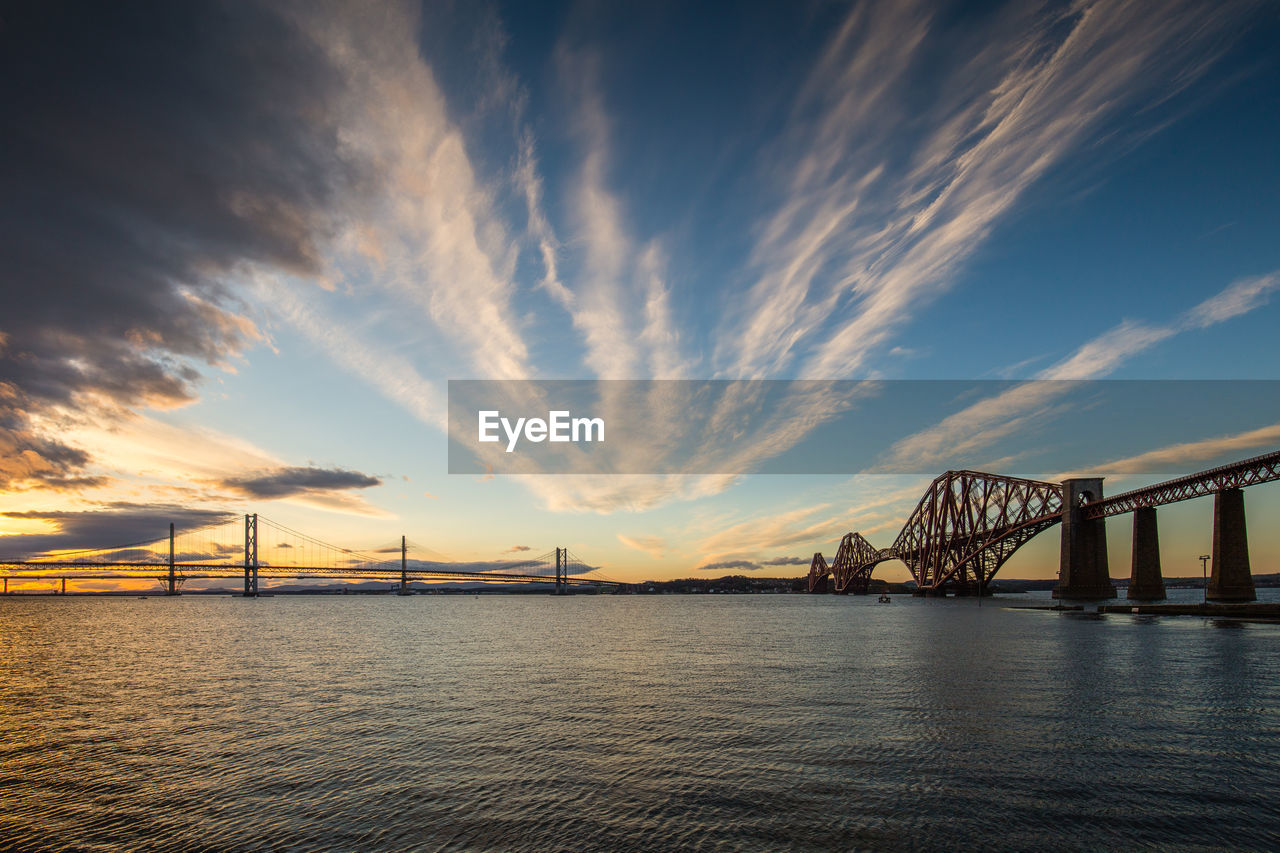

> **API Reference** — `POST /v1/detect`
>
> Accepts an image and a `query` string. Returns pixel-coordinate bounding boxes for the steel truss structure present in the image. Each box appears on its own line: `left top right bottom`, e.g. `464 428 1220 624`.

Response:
812 450 1280 595
807 552 830 593
808 533 892 594
1084 449 1280 519
812 471 1065 594
830 532 887 594
891 471 1063 591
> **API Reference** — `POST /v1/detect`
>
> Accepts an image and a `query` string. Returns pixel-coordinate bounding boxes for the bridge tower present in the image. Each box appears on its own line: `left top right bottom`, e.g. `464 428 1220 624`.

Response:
166 522 179 596
1208 488 1256 602
555 547 563 594
243 513 258 597
398 535 411 595
1053 478 1116 600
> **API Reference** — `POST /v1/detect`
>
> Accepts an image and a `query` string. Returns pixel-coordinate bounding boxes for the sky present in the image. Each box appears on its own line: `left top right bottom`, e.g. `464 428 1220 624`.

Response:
2 0 1280 589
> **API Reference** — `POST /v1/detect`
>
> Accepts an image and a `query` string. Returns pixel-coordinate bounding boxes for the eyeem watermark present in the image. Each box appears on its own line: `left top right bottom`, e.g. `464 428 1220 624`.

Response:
449 379 1280 475
478 410 605 452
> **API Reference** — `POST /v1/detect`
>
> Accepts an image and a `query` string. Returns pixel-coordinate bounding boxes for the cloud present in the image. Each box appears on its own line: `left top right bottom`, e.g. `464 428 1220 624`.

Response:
515 474 741 514
1056 422 1280 479
219 466 381 500
25 411 387 518
875 269 1280 472
0 504 237 560
0 2 379 488
504 544 533 553
240 2 565 450
714 0 1250 379
690 478 929 567
74 545 239 564
1184 272 1280 329
690 555 809 572
0 387 104 492
263 280 448 431
468 1 1252 517
617 534 666 559
696 560 762 572
6 0 1267 533
511 3 1256 514
1038 321 1178 380
549 47 693 381
298 2 534 383
516 130 575 312
761 555 809 566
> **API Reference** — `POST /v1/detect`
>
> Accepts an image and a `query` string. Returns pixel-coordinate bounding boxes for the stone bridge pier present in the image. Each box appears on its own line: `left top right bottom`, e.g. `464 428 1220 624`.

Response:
1053 478 1117 600
1127 507 1165 601
1209 488 1255 602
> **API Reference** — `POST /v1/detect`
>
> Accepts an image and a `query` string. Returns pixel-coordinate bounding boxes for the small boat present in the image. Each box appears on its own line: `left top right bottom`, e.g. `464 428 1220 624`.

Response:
877 594 891 604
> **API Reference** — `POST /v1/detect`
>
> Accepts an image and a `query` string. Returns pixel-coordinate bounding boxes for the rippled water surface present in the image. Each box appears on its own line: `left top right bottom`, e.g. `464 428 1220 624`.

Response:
2 593 1279 851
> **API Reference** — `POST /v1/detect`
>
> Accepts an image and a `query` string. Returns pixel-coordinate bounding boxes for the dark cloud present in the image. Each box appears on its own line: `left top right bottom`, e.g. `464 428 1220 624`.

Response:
761 555 808 566
0 386 104 490
695 556 807 571
697 559 762 572
0 1 373 488
219 466 381 499
0 503 238 559
60 546 237 564
504 544 532 553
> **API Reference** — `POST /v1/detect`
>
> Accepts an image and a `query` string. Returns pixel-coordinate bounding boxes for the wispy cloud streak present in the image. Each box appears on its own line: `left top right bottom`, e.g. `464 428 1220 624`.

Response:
295 2 533 382
718 0 1248 379
876 269 1280 471
551 49 693 381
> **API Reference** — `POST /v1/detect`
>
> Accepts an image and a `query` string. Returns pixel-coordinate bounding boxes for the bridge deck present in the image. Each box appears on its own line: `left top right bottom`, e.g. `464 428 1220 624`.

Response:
0 562 620 587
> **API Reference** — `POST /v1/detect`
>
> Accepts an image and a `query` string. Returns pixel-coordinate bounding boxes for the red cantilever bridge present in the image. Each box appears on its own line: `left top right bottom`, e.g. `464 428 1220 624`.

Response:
0 514 619 596
809 449 1280 602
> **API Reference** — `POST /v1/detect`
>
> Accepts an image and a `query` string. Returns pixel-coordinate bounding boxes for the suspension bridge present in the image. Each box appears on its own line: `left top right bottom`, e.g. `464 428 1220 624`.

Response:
0 514 621 595
809 449 1280 602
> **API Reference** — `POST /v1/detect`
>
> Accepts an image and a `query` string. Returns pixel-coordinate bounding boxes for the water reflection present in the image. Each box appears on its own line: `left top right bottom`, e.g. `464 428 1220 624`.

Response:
0 594 1277 851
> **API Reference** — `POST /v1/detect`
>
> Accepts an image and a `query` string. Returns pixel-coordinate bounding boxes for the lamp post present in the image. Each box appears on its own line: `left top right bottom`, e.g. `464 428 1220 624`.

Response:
1199 554 1210 605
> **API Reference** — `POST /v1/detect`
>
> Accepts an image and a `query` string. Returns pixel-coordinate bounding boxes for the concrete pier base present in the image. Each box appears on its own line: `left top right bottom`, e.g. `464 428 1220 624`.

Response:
1127 506 1166 601
1208 488 1255 602
1053 478 1117 600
